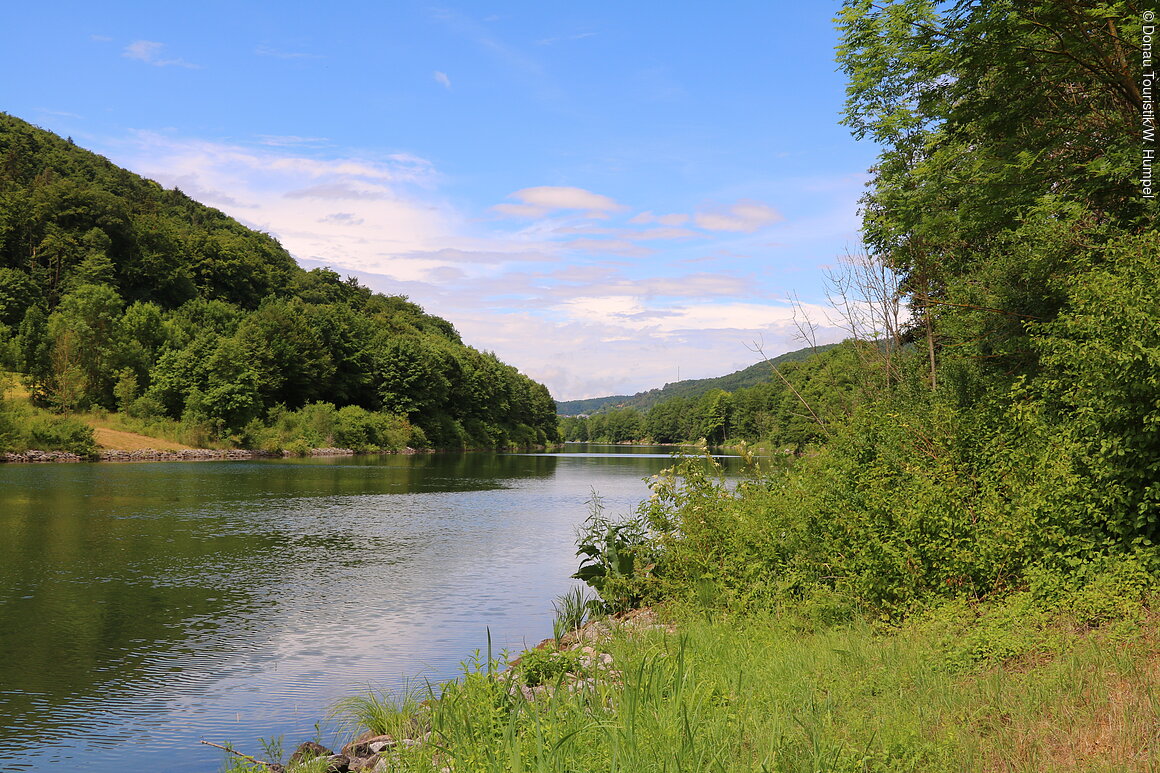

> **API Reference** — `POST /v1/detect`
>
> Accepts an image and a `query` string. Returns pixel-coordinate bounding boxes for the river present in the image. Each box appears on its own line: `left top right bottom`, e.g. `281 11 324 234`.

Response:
0 445 736 772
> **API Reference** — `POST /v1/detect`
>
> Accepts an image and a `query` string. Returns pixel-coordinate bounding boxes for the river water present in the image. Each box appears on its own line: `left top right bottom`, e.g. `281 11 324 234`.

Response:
0 445 734 772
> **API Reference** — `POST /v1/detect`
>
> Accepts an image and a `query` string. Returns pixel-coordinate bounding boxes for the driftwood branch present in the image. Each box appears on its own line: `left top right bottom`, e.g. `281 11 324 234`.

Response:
200 740 279 770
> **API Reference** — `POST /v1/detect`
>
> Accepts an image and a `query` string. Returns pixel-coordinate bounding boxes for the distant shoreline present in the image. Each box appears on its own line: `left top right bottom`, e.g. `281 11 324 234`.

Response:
0 447 425 464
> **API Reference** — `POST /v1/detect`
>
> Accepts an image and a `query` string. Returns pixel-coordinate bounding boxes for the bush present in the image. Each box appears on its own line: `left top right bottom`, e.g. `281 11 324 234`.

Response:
519 646 581 687
24 414 97 457
574 493 662 613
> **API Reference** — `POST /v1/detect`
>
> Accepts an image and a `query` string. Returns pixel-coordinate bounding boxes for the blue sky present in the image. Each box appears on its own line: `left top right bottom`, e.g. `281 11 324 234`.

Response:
2 1 879 400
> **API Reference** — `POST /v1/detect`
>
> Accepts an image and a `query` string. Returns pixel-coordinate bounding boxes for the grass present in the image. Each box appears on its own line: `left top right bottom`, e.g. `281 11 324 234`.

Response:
221 598 1155 773
2 373 222 452
206 452 1158 772
75 409 225 450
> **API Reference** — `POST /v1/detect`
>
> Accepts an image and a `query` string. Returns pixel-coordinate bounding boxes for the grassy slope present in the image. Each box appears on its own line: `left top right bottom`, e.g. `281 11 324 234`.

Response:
84 422 195 451
4 374 205 451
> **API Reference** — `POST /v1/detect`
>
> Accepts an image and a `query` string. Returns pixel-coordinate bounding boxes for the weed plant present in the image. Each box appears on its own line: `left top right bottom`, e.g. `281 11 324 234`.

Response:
551 586 592 642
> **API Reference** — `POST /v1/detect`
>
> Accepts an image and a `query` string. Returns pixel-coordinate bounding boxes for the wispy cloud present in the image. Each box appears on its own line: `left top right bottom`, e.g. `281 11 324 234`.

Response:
561 238 653 257
626 227 698 241
494 186 625 219
536 31 597 46
694 200 784 232
629 211 689 226
433 71 452 89
319 212 365 225
256 135 330 148
430 7 564 105
119 132 462 277
34 107 83 119
255 45 322 60
122 40 200 69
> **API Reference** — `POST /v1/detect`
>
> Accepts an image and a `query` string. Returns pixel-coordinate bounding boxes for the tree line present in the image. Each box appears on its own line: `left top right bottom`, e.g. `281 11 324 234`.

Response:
559 341 865 449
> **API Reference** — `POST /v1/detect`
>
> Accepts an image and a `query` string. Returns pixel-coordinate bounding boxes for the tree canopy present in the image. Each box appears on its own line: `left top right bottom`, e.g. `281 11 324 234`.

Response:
0 113 558 450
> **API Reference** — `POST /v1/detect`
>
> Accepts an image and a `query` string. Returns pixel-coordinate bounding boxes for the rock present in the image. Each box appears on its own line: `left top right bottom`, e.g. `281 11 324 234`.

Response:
343 734 395 757
289 741 334 766
324 754 352 772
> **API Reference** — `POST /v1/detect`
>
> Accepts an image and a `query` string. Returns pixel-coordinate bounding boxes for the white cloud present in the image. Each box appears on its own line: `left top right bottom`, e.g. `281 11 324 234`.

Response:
119 133 464 278
626 227 697 241
433 71 452 89
629 211 690 226
441 299 847 400
694 200 784 232
393 247 550 265
109 133 856 401
561 238 653 257
492 202 547 218
495 186 625 218
257 135 330 147
122 40 200 69
319 213 365 225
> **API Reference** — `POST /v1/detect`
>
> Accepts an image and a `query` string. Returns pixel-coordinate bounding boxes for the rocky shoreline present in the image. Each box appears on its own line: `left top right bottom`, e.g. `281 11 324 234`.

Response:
0 447 425 464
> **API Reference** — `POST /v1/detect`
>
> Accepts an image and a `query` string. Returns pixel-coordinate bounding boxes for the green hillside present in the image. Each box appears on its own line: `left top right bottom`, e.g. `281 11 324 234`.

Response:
0 113 558 452
555 343 837 416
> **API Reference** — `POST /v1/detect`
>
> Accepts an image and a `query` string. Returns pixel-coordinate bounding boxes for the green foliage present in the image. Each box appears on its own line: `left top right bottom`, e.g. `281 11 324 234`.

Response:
330 684 426 740
551 586 592 642
24 414 97 457
315 601 1160 772
555 343 838 416
1032 232 1160 545
0 113 560 450
0 384 96 456
595 0 1154 621
573 493 660 613
519 646 582 687
562 341 866 449
241 402 418 454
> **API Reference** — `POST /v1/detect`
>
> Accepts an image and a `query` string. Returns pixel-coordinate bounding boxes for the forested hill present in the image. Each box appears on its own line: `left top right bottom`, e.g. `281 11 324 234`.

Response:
0 113 558 449
555 343 836 416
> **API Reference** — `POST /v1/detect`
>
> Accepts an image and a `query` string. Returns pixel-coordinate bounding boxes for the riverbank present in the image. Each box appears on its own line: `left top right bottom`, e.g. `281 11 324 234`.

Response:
0 446 426 464
221 593 1159 772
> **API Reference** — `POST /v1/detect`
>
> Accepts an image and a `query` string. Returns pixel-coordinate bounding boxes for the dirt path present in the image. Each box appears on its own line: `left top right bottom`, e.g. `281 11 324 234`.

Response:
88 425 196 451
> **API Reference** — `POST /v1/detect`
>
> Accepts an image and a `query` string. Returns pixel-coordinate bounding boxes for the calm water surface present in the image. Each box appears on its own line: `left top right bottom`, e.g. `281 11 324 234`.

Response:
0 445 736 772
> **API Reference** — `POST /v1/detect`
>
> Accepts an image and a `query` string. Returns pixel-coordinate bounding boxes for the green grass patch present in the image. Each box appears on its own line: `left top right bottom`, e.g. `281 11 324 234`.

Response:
228 597 1156 773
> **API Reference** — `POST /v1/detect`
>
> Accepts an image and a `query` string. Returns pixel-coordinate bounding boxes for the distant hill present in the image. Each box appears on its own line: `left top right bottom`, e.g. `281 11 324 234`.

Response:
555 343 839 415
0 113 559 450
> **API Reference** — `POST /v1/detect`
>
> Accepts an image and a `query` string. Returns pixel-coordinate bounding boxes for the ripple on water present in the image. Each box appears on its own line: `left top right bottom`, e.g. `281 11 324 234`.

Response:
0 449 723 772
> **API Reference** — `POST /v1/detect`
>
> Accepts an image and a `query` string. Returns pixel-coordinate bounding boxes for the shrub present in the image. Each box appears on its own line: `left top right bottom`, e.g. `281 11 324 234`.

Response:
25 414 97 457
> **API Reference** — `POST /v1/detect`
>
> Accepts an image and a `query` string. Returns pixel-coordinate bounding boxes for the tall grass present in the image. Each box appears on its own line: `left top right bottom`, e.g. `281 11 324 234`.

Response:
315 600 1158 773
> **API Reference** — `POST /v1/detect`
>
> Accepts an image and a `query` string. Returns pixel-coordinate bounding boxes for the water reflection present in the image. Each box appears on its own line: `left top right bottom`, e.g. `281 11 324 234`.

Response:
0 446 732 772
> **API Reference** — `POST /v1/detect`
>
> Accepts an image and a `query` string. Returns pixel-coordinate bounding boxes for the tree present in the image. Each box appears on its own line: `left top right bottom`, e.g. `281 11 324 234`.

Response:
837 0 1154 393
46 283 125 408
